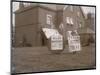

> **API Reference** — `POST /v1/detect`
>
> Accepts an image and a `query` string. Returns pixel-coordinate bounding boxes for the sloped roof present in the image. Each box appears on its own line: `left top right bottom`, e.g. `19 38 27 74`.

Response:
42 28 62 39
16 3 85 18
79 6 86 19
15 3 66 13
38 4 66 11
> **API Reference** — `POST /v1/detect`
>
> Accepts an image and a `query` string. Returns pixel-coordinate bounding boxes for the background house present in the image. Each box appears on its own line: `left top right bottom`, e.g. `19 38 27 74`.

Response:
58 5 85 45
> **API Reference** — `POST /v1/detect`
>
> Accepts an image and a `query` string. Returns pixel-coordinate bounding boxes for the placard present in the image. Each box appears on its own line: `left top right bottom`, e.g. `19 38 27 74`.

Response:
67 31 81 52
51 33 63 50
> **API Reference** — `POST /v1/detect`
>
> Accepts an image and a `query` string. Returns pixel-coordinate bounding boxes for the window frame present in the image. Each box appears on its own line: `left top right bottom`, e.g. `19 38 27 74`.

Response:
66 17 74 25
46 14 52 25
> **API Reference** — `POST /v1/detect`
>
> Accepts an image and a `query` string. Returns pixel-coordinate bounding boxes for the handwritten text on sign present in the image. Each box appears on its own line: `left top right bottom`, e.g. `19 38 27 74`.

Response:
67 31 81 52
51 34 63 50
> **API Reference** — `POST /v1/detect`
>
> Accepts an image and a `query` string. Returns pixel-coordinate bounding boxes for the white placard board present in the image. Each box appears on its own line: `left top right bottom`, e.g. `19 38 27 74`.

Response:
67 31 81 52
51 33 63 50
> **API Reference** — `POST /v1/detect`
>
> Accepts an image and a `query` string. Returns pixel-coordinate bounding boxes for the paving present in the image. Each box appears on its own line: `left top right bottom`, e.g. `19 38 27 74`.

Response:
12 44 96 73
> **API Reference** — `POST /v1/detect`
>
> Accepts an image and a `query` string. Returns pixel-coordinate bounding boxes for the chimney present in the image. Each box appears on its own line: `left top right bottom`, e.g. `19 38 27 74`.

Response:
19 2 24 9
87 13 92 19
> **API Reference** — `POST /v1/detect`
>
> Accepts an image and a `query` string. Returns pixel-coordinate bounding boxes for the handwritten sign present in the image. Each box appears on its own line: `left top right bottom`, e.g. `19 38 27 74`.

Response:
67 31 81 52
51 33 63 50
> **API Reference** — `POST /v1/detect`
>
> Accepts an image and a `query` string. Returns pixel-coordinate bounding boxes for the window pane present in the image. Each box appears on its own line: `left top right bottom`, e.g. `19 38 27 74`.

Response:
66 17 70 24
70 18 73 24
47 14 52 25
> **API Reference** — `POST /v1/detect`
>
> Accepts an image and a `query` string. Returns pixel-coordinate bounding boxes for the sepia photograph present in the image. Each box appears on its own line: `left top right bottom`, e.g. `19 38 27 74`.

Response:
11 0 96 74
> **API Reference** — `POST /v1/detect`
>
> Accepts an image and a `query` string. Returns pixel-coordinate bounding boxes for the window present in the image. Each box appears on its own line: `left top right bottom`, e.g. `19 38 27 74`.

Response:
59 23 64 31
66 17 74 25
67 17 70 24
46 14 52 25
78 21 83 28
70 18 74 24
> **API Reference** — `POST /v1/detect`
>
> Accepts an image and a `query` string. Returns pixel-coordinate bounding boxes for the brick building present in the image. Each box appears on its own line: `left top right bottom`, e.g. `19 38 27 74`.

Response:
14 2 86 47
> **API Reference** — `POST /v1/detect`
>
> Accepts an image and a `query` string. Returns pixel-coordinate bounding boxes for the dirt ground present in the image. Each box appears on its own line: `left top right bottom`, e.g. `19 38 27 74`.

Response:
12 44 96 73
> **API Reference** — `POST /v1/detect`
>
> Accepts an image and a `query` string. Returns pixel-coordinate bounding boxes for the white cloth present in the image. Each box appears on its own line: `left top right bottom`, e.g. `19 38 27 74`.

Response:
42 28 61 39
